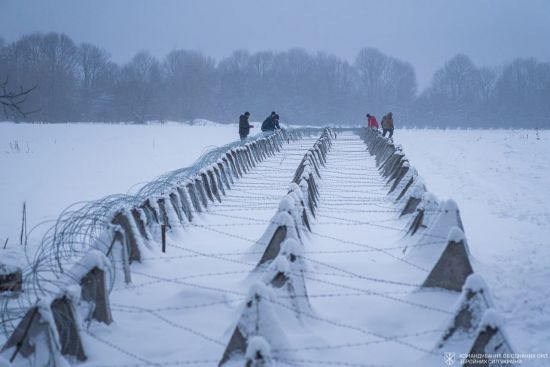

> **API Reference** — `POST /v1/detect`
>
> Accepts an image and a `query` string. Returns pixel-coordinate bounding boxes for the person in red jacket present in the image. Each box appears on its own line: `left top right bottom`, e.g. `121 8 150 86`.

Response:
366 113 379 129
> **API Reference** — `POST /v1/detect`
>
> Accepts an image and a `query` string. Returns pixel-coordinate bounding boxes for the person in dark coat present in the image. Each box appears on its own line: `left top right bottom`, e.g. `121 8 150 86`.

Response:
381 112 394 138
261 111 278 132
273 114 281 130
239 111 253 140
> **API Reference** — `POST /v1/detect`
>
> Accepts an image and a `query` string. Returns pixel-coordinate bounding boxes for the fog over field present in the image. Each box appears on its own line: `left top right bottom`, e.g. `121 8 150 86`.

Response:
1 0 549 127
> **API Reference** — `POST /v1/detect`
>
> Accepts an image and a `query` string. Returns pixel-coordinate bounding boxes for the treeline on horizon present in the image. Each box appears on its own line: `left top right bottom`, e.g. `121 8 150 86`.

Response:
1 32 549 128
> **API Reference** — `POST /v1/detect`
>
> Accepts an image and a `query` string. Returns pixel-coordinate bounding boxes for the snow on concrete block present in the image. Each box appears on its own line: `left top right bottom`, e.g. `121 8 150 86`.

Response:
131 208 150 241
176 186 194 222
436 274 493 349
263 251 310 318
51 295 87 361
69 251 113 325
388 162 410 194
401 196 422 217
140 198 160 225
278 196 295 214
406 193 439 236
0 302 65 366
0 263 22 294
156 198 172 229
422 227 474 292
80 266 113 325
245 336 273 367
186 182 202 213
222 154 235 184
217 161 231 189
256 212 295 267
467 309 515 362
194 177 209 208
199 172 215 202
396 175 426 204
219 283 287 366
111 211 141 264
212 166 226 196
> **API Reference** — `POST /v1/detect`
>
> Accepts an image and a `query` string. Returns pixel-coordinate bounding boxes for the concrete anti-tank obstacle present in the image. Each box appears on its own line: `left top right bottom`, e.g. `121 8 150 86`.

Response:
225 153 240 180
218 160 232 188
422 227 474 292
64 250 113 325
436 274 493 350
395 172 426 205
107 229 132 284
388 161 410 194
207 169 222 203
169 192 185 224
262 239 310 318
1 301 64 366
245 336 273 367
401 197 422 217
50 295 87 361
194 177 209 208
0 263 22 294
256 211 298 267
466 309 515 366
218 283 287 366
111 210 141 263
231 150 244 176
405 193 440 237
156 198 172 229
186 181 203 213
212 166 226 196
199 171 215 202
140 198 160 225
176 186 194 222
130 208 149 241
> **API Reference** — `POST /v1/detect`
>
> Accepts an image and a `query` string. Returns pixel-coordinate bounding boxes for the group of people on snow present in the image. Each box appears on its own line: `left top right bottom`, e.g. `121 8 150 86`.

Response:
239 109 395 141
367 112 394 138
238 111 281 140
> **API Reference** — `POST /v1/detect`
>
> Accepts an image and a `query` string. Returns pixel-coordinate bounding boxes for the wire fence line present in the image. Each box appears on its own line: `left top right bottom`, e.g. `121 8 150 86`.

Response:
0 127 515 366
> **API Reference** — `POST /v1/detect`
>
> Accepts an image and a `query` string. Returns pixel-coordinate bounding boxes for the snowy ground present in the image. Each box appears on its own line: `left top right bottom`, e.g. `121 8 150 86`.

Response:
397 128 550 361
0 123 549 366
0 122 239 265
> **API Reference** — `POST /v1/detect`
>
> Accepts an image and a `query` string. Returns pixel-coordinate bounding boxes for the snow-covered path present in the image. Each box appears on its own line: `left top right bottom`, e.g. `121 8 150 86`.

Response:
281 132 456 366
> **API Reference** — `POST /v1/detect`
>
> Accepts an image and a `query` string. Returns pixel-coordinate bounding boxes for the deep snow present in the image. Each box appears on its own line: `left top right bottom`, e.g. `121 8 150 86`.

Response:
0 123 549 366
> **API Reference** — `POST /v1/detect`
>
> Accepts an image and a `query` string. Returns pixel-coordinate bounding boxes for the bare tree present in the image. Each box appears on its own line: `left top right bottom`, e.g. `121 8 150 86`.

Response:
0 77 37 118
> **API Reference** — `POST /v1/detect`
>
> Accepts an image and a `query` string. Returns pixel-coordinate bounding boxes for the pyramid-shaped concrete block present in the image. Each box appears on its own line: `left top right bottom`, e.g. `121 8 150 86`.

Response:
422 227 474 291
436 274 494 349
467 309 515 364
1 300 65 366
219 283 287 366
256 212 298 267
262 248 310 318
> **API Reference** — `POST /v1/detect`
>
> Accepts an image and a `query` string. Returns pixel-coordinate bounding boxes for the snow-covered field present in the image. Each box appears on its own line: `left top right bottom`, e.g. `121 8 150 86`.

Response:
0 122 238 257
398 129 550 361
0 123 548 366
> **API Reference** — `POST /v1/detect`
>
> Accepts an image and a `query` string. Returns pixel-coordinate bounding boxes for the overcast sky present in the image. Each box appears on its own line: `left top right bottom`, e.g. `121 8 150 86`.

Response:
1 0 549 89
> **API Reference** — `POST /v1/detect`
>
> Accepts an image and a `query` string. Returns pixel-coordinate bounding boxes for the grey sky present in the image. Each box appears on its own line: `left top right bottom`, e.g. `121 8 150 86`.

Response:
1 0 549 89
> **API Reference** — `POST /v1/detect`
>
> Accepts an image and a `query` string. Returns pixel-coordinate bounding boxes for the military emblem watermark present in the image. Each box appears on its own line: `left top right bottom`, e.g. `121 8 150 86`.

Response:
444 352 456 365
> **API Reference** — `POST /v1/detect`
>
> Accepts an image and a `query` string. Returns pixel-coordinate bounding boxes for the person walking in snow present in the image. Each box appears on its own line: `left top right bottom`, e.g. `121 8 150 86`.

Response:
239 111 254 140
366 113 379 129
381 112 394 138
261 111 278 132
